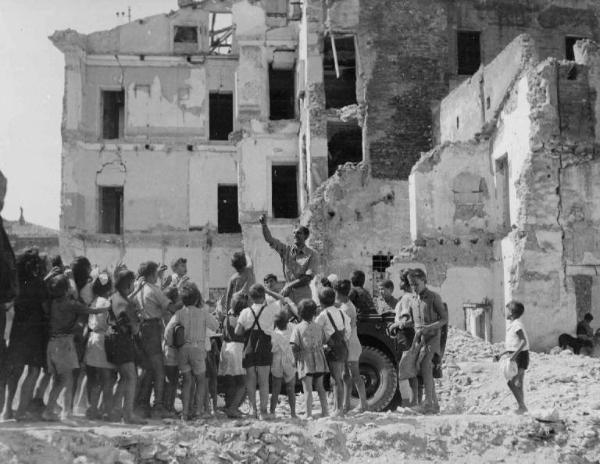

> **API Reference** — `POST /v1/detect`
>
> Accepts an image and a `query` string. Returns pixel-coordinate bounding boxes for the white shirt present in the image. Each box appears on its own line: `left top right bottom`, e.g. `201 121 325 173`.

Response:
237 302 278 336
505 319 530 351
316 305 351 341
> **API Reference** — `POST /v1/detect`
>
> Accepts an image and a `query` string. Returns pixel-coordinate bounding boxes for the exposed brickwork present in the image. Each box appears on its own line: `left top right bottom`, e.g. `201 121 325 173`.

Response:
359 0 449 179
357 0 600 180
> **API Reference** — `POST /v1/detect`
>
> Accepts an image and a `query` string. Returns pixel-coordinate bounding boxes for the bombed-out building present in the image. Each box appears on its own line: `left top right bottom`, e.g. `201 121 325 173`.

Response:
52 0 600 347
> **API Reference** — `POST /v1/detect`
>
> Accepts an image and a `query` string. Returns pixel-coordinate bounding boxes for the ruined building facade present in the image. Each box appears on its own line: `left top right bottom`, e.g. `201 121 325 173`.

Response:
52 0 600 347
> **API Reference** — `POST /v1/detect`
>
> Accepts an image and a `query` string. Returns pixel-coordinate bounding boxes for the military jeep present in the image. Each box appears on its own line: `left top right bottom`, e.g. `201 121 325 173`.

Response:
355 312 410 411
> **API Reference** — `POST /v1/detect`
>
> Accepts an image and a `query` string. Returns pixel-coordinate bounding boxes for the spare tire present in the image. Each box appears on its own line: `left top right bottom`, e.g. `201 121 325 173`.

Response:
359 346 398 411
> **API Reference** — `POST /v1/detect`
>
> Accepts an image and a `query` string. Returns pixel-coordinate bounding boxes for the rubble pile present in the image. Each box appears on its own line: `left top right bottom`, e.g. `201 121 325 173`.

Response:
439 326 600 415
1 327 600 463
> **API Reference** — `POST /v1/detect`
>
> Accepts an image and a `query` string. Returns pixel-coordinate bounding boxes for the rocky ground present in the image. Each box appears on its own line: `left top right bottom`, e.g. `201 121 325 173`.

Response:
1 327 599 464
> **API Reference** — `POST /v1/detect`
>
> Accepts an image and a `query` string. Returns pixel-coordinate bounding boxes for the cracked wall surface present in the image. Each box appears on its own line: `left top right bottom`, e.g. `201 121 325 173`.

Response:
52 0 302 293
52 0 600 312
405 35 600 349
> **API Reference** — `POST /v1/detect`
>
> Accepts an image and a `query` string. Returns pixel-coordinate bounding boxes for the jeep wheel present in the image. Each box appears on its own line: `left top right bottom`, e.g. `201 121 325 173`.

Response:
359 346 398 411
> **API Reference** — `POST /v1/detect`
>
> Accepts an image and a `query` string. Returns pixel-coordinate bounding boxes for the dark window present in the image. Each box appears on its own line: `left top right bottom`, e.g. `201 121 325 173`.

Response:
174 26 198 43
372 254 393 296
269 65 295 120
457 31 481 75
217 185 241 233
101 90 124 139
272 165 298 218
566 36 586 61
99 186 123 234
323 36 357 108
209 93 233 141
327 121 362 176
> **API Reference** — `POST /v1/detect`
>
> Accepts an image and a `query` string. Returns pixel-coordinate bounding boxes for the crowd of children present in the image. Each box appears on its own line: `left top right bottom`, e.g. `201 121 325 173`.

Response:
0 244 531 424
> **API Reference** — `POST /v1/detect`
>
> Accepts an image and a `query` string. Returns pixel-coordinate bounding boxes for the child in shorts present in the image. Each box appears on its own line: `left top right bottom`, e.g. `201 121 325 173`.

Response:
204 327 219 416
43 275 109 422
165 282 219 421
494 300 530 414
84 272 116 420
270 309 297 417
291 299 329 419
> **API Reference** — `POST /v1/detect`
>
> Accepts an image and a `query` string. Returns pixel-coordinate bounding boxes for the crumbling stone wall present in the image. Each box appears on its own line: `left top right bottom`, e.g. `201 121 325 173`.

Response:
302 163 410 286
403 34 600 348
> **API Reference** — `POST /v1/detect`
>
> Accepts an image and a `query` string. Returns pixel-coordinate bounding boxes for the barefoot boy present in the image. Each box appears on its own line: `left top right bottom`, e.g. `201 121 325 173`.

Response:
494 300 529 414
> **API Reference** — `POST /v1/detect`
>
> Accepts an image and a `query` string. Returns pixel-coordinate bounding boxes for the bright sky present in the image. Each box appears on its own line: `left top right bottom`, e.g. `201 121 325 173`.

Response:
0 0 177 229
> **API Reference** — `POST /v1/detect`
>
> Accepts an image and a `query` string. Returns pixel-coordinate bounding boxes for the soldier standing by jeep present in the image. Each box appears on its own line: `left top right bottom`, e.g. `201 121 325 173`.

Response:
259 215 317 305
402 269 447 414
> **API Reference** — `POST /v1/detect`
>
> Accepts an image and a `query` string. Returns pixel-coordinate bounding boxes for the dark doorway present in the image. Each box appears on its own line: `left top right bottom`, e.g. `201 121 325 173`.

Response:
217 185 241 233
272 165 298 218
99 186 123 234
574 275 592 320
209 92 233 141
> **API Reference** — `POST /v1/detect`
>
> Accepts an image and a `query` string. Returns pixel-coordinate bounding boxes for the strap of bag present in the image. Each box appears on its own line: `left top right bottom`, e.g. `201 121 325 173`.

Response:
326 310 339 333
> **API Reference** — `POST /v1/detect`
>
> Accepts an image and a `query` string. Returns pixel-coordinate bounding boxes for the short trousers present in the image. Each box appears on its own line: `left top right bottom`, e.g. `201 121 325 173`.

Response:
271 352 296 383
47 335 79 376
508 350 529 370
178 344 207 375
305 372 324 378
139 319 163 357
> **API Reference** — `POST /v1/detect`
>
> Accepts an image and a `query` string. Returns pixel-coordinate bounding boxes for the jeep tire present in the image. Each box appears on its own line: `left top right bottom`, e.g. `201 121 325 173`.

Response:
359 346 398 411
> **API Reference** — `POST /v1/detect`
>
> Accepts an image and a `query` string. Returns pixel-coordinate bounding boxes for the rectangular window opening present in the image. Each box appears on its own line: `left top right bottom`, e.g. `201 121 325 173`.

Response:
495 155 510 229
209 92 233 141
99 186 123 234
272 165 298 218
327 121 362 176
208 13 233 55
323 35 357 109
174 26 198 44
566 36 586 61
457 31 481 75
101 90 124 140
217 185 241 233
372 254 394 296
269 64 295 120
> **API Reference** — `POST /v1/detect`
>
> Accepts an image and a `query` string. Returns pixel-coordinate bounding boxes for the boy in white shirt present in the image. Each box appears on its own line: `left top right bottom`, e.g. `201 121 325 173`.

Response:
494 300 530 414
315 287 350 417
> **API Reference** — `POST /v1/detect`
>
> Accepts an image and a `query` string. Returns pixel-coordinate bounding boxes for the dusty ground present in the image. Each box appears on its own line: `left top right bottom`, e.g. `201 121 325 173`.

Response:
1 327 599 464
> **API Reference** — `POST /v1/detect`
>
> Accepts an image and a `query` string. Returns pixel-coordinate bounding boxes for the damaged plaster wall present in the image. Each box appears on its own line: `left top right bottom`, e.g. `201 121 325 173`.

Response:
405 34 600 349
52 5 246 295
